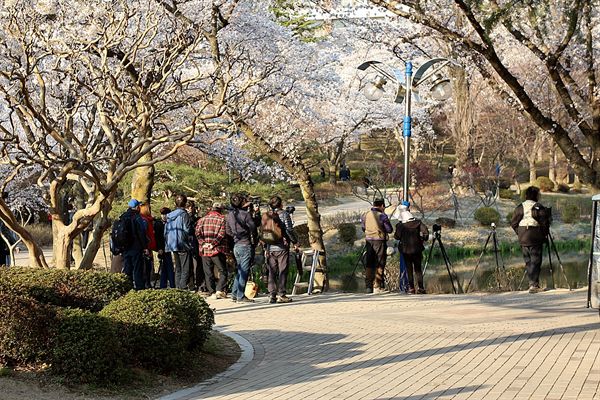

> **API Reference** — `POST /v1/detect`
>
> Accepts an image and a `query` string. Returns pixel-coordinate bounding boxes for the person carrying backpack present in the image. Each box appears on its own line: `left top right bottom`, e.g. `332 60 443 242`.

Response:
111 199 149 290
394 209 429 294
154 207 175 288
164 194 193 290
511 186 549 293
262 196 298 304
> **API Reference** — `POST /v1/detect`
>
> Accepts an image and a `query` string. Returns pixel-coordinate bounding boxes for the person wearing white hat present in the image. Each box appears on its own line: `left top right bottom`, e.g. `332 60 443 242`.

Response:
394 208 429 294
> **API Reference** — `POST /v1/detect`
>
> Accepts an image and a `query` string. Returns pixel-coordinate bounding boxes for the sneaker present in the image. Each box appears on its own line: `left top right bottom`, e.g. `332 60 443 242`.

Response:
416 288 427 295
276 295 292 303
231 298 237 303
408 288 416 295
366 288 374 294
237 296 254 303
215 291 227 299
209 292 217 299
269 296 277 304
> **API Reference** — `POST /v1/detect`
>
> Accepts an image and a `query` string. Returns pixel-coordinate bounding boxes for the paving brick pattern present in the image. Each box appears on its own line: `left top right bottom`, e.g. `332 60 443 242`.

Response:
184 290 599 400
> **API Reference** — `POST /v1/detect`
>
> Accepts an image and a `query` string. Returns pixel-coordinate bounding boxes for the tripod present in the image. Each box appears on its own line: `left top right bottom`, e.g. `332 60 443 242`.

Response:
350 243 409 293
518 229 571 290
466 223 508 293
423 227 463 294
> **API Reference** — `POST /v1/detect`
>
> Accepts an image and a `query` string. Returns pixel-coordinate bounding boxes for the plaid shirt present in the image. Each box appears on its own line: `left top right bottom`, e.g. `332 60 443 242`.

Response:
195 211 228 257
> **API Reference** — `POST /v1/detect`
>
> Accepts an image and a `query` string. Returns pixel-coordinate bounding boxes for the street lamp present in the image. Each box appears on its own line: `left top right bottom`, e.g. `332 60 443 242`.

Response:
357 58 456 205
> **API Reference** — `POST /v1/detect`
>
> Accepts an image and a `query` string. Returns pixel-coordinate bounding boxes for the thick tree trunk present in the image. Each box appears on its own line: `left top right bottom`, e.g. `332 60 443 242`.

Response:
528 158 537 183
52 221 72 270
328 164 337 185
131 153 155 209
297 174 328 291
549 146 557 183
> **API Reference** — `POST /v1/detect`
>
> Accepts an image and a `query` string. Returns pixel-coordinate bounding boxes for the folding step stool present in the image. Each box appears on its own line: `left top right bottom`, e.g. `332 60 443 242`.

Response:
292 249 323 295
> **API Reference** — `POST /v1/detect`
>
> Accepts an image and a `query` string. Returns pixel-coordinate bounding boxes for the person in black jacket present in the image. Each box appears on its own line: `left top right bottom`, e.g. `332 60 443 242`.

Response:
155 207 175 288
120 199 149 290
394 210 429 294
511 186 547 293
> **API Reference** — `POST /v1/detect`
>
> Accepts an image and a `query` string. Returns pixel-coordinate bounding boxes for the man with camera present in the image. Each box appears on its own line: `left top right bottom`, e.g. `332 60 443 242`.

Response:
361 198 393 294
511 186 550 293
261 196 298 304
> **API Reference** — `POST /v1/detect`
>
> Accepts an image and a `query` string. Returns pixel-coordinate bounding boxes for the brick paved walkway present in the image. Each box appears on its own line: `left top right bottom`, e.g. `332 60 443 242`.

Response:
171 289 599 400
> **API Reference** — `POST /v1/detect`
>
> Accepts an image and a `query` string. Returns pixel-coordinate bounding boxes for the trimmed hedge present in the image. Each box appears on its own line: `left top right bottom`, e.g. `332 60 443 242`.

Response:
560 204 580 224
534 177 555 192
51 308 126 384
337 223 357 245
474 207 500 226
0 293 55 366
0 268 132 311
499 189 514 199
100 290 214 370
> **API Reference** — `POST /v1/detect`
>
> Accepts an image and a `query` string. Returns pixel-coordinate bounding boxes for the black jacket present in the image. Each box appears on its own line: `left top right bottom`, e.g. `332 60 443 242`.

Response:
394 219 429 254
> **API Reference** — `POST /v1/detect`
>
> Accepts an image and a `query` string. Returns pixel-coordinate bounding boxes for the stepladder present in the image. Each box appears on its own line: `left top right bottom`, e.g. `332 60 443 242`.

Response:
292 249 324 295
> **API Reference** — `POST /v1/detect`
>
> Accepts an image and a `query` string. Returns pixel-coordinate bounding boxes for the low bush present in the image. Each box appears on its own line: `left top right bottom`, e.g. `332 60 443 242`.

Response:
560 204 580 224
556 183 570 193
435 217 456 228
294 223 310 248
474 207 500 226
0 293 55 366
534 177 555 192
24 223 53 247
499 189 514 199
100 290 214 371
0 268 132 311
338 223 357 245
51 308 125 384
498 178 511 189
506 211 514 224
572 181 583 193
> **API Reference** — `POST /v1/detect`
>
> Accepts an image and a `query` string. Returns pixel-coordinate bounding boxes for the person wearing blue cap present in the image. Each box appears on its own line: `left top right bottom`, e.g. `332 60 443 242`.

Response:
112 199 149 289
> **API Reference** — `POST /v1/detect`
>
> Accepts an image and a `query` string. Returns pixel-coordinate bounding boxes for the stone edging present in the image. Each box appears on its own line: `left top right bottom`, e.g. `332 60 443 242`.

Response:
157 327 255 400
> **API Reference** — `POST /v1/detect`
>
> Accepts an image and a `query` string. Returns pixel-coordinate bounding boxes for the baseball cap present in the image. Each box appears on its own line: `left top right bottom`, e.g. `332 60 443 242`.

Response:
128 199 141 208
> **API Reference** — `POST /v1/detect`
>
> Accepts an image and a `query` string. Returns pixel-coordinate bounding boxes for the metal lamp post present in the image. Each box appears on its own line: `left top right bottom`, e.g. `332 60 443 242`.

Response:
357 58 454 205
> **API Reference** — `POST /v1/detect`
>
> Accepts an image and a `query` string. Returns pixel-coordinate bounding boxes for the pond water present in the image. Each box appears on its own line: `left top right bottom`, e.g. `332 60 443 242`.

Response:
330 249 590 294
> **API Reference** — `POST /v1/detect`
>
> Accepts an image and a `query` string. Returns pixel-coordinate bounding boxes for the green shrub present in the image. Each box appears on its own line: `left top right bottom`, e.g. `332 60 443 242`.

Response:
435 217 456 228
338 223 357 245
498 178 511 189
0 268 132 311
556 183 570 193
100 290 214 370
499 189 514 199
560 204 580 224
506 211 514 224
294 223 310 248
534 177 555 192
0 293 55 366
51 308 125 384
474 207 500 226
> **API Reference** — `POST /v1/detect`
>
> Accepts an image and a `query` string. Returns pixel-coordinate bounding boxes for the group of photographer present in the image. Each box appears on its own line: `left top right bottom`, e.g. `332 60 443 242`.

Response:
361 186 550 295
111 193 299 304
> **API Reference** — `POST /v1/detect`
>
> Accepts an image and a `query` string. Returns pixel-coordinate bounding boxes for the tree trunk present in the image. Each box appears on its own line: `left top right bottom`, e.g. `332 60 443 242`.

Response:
131 153 155 210
297 174 328 291
0 200 49 268
72 184 86 267
78 202 113 270
528 158 537 183
52 221 72 269
549 145 557 183
328 164 337 185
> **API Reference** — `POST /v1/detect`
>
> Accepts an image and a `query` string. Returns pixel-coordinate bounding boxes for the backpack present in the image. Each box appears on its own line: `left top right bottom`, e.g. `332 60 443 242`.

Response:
260 211 284 245
399 222 425 254
110 213 133 255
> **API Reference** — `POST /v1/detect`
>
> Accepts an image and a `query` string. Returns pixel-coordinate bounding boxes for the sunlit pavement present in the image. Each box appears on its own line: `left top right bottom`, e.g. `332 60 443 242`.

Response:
167 289 599 400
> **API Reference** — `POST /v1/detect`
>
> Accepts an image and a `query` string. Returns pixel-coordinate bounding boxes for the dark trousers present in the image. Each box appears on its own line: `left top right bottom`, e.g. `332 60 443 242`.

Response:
522 245 543 287
174 251 191 289
123 250 145 290
194 252 208 292
143 254 153 289
267 249 289 296
403 252 424 290
160 253 175 289
365 240 387 289
202 253 228 294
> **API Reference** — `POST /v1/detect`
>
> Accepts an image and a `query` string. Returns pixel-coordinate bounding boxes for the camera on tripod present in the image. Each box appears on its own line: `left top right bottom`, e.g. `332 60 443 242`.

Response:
286 205 296 215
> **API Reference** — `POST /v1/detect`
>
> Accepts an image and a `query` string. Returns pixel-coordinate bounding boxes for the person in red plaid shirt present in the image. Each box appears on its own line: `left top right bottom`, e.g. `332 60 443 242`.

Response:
195 202 229 299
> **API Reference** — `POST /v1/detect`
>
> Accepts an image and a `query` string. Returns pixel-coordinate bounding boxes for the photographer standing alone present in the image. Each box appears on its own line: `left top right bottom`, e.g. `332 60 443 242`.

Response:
511 186 549 293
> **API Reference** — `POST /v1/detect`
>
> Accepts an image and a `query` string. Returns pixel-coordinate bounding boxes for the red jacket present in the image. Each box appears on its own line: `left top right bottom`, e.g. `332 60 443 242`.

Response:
141 214 157 251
